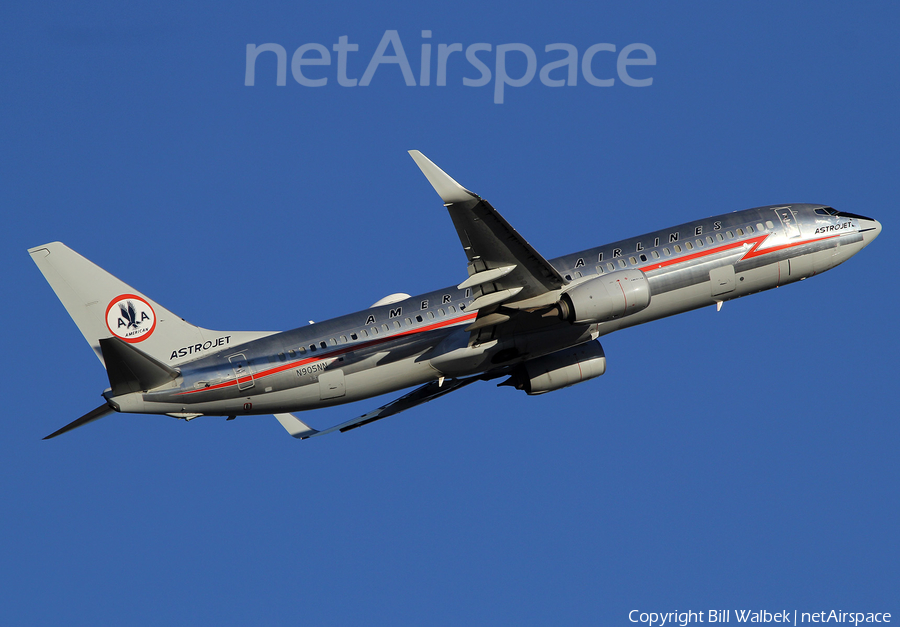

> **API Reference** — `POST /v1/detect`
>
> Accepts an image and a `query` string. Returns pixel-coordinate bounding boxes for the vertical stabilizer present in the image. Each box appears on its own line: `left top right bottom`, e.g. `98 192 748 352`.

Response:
28 242 273 367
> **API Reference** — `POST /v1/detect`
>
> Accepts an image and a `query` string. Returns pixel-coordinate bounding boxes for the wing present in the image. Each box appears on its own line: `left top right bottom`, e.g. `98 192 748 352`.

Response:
273 377 480 439
409 151 568 338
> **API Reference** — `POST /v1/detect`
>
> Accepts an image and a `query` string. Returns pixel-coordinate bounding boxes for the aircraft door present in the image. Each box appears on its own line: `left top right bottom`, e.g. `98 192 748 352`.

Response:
229 353 255 391
774 207 801 238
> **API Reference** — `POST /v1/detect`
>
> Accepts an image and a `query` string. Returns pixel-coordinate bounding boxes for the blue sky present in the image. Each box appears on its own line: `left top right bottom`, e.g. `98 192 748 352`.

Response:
2 2 897 625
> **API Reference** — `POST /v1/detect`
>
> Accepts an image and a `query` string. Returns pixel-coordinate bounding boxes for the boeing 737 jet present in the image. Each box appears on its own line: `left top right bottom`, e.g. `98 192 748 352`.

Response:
30 151 882 440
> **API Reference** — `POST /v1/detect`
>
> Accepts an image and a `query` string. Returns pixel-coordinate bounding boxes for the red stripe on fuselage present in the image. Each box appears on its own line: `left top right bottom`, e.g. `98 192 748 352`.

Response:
174 232 844 397
175 311 478 396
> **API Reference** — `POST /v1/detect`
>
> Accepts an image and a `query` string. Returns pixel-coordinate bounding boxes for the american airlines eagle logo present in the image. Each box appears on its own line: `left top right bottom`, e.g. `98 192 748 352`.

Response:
105 294 157 343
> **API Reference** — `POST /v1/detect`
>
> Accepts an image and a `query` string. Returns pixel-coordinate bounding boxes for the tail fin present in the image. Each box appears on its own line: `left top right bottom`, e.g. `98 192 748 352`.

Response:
29 242 273 367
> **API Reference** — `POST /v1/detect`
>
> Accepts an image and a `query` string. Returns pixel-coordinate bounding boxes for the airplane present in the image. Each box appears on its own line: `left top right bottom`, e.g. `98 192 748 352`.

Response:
29 151 882 440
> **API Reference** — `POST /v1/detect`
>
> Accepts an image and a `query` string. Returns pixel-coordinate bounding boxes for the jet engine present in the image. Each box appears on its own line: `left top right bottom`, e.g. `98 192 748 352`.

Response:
502 341 607 395
557 269 650 324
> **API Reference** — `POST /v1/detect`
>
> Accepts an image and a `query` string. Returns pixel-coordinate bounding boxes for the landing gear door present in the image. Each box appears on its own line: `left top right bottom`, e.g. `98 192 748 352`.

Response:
774 207 801 239
229 353 255 391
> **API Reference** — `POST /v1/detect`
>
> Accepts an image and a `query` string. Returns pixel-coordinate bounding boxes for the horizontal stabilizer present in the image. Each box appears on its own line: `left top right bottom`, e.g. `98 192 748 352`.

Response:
100 337 180 396
44 403 114 440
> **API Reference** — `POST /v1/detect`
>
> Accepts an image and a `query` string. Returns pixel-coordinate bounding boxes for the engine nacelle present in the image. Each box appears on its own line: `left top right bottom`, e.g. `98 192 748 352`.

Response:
505 341 607 395
558 269 650 324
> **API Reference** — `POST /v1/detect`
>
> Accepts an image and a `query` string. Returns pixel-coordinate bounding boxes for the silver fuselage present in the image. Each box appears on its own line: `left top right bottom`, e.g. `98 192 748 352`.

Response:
107 203 881 418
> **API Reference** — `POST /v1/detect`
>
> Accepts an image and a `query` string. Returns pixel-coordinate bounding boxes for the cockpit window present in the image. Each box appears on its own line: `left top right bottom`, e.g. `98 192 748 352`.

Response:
816 206 874 221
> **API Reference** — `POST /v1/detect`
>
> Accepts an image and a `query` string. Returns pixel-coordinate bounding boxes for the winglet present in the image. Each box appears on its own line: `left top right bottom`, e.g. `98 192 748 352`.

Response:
408 151 478 204
274 413 319 439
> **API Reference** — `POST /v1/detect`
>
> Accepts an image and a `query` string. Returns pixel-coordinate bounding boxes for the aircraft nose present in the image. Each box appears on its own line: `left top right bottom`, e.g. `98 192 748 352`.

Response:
860 217 882 246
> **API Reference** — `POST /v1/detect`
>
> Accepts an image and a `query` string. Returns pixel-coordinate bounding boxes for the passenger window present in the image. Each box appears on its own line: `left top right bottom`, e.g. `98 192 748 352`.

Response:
756 223 765 231
278 352 286 361
766 220 775 229
321 341 328 348
736 228 744 236
427 311 435 319
596 265 604 274
674 244 682 253
618 259 627 268
382 324 389 332
639 254 647 262
747 226 754 233
695 239 703 247
663 248 671 256
405 318 412 326
629 256 637 265
575 271 582 278
298 346 306 354
449 305 456 313
339 336 347 343
370 327 377 335
607 262 615 271
651 251 659 259
726 231 734 239
393 321 401 329
309 344 316 352
288 349 296 358
350 333 357 340
438 308 445 316
416 315 423 322
685 242 693 250
706 236 714 244
716 233 724 242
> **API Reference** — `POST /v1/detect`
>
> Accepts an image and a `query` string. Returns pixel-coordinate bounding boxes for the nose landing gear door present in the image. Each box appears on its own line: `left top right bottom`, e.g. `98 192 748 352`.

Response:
228 353 255 391
774 207 801 239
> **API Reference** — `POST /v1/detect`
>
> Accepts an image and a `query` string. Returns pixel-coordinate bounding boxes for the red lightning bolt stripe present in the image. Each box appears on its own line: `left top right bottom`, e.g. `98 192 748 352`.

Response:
641 233 842 273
